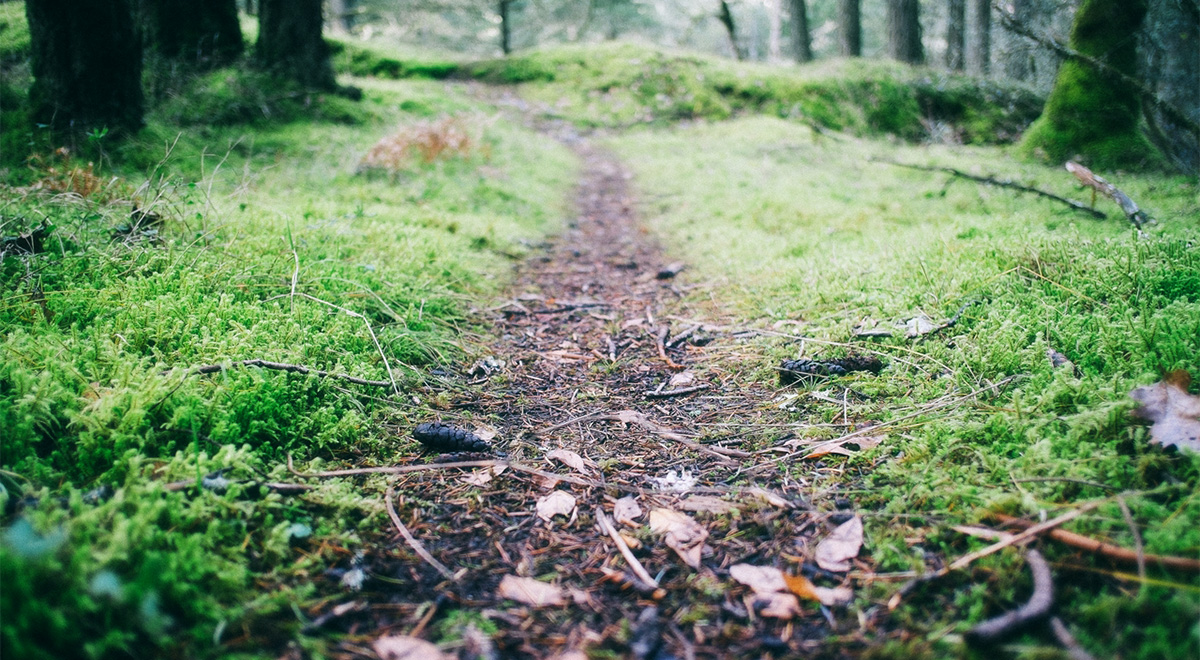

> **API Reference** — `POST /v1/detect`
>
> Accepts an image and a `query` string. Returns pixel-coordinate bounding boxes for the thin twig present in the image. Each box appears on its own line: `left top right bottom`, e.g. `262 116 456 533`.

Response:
991 513 1200 572
965 549 1054 644
1117 495 1146 584
1050 617 1099 660
384 481 457 582
948 501 1102 572
596 506 659 588
877 160 1106 219
645 384 710 399
653 326 684 370
666 324 700 349
176 359 394 388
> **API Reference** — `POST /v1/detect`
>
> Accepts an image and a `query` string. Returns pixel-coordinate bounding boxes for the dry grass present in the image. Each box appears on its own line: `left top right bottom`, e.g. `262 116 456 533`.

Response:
359 117 487 173
25 147 119 200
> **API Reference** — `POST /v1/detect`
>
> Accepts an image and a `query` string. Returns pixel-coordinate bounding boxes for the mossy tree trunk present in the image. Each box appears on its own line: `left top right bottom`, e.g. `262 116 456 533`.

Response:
1019 0 1159 168
25 0 144 136
719 0 743 60
887 0 923 64
968 0 990 74
257 0 335 90
790 0 812 62
142 0 242 67
838 0 861 56
946 0 965 70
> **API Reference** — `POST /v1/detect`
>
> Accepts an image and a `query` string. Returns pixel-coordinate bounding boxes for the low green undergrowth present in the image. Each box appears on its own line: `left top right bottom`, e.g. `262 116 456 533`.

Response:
609 116 1200 659
1 74 573 658
462 42 1042 143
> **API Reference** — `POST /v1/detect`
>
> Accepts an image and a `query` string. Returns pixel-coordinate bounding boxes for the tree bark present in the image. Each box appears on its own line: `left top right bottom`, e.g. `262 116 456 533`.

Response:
499 0 513 54
838 0 861 56
26 0 144 136
790 0 812 62
887 0 924 64
968 0 990 74
1019 0 1158 168
946 0 965 70
257 0 335 90
767 0 782 61
1001 0 1034 80
143 0 242 67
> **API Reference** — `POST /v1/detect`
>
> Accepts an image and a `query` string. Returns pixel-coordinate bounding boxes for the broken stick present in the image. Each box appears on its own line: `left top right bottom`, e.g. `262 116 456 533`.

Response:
991 512 1200 572
879 160 1106 219
965 549 1053 644
1066 162 1153 228
176 359 394 388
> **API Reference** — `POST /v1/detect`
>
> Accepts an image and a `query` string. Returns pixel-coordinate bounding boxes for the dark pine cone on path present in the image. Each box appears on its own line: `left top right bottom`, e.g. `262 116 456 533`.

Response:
412 422 492 453
779 356 885 385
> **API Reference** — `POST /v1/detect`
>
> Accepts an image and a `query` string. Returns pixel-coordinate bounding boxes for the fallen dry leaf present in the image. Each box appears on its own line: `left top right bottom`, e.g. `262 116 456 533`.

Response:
730 564 787 595
473 424 499 441
802 434 885 459
753 592 802 619
497 575 566 607
546 448 593 475
613 496 643 526
536 490 577 522
783 573 852 607
460 464 506 487
1130 371 1200 453
815 516 863 572
372 635 446 660
678 495 739 514
903 314 942 338
649 508 709 569
747 487 793 509
668 371 696 387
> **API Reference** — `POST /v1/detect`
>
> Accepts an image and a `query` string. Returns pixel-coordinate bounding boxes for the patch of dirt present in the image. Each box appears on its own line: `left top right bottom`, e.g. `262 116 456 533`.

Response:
306 132 881 659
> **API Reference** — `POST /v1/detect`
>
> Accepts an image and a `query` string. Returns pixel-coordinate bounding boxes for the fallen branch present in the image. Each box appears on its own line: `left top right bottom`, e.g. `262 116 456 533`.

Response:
991 513 1200 572
1066 162 1152 228
645 384 710 399
965 549 1053 644
879 160 1105 219
177 359 394 388
286 454 599 488
653 326 684 370
384 481 457 582
163 479 313 494
948 501 1102 572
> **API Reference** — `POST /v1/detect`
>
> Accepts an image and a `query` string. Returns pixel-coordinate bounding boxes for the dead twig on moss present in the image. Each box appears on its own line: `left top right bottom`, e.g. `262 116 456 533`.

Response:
384 482 457 582
1066 162 1153 228
177 359 394 388
991 512 1200 572
964 549 1054 644
645 384 710 399
877 160 1105 219
1050 617 1099 660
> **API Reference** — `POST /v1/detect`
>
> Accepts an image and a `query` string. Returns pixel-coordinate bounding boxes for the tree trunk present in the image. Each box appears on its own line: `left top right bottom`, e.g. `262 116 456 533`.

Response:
887 0 923 64
1001 0 1034 80
946 0 965 70
26 0 144 136
143 0 242 67
1139 0 1199 173
767 0 781 61
719 0 742 60
968 0 990 74
790 0 812 62
1019 0 1158 168
257 0 335 90
499 0 513 54
838 0 861 56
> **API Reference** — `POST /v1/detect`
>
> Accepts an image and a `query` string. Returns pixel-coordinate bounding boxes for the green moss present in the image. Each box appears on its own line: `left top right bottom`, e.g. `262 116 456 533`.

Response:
0 3 30 64
1019 0 1162 169
332 41 459 80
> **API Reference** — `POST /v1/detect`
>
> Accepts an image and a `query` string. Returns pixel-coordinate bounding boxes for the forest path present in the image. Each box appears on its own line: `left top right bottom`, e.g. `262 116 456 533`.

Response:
348 90 862 659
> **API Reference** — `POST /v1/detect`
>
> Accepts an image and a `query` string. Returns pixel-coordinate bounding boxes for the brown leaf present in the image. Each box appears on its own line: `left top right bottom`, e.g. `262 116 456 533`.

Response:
497 575 566 607
783 573 853 607
753 592 802 619
730 564 787 594
372 635 446 660
904 314 942 338
1130 371 1200 453
460 465 506 487
747 487 793 509
649 508 709 569
613 496 643 526
815 516 863 572
546 448 593 475
668 371 696 387
536 490 577 522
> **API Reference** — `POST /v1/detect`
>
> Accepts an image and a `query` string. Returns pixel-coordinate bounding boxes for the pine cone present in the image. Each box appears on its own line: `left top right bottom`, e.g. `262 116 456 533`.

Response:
412 422 491 453
778 355 884 385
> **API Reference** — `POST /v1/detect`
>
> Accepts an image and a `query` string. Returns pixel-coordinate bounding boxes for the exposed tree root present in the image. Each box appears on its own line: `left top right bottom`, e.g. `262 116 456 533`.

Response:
964 549 1053 644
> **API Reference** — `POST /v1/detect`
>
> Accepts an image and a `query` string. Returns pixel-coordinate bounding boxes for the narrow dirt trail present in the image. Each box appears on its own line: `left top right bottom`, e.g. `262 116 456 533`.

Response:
347 129 862 659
